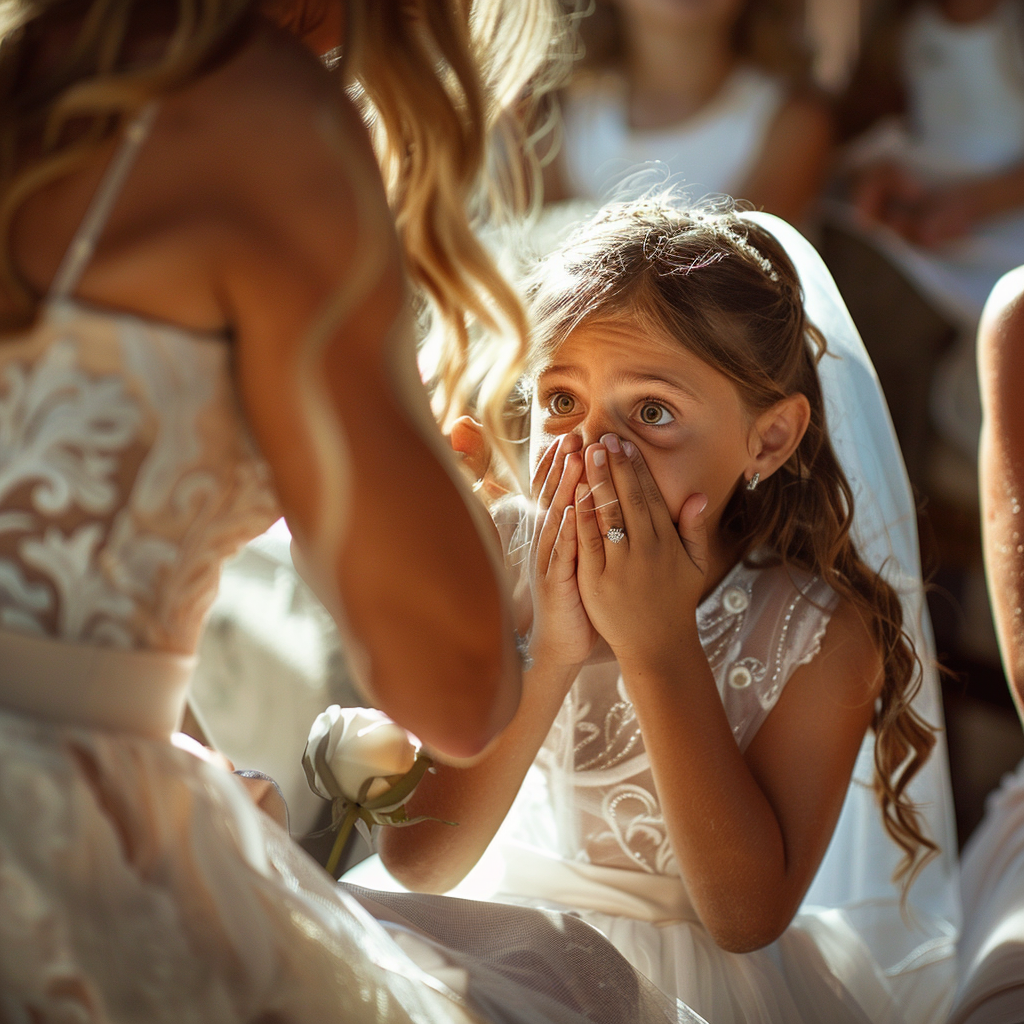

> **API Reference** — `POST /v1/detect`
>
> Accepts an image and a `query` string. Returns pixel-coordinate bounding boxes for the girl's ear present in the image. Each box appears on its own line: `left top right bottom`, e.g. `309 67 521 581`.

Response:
749 393 811 482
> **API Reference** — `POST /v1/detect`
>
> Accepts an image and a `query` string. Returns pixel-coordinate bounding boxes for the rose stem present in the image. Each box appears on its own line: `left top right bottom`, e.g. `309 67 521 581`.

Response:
326 801 361 878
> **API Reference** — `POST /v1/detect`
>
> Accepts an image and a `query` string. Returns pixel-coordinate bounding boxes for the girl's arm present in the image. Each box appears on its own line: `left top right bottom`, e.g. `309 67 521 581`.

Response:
738 91 833 226
379 432 597 891
211 32 519 759
979 267 1024 725
575 438 881 953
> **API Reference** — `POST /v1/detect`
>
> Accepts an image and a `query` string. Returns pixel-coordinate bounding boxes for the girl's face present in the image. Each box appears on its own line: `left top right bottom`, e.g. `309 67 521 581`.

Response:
529 320 757 529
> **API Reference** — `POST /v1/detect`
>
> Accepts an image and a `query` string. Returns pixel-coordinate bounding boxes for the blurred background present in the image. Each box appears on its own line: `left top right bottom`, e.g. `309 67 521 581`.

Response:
192 0 1024 860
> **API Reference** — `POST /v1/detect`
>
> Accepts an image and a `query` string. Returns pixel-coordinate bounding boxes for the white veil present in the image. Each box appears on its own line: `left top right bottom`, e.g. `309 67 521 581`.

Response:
746 213 960 973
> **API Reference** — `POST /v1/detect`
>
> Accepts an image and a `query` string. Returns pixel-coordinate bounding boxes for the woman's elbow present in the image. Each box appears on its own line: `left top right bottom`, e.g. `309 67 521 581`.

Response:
702 901 795 954
378 832 469 895
375 644 519 761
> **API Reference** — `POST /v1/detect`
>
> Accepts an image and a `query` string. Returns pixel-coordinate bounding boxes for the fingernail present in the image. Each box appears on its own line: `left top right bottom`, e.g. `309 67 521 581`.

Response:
622 440 636 457
592 448 606 466
601 433 621 453
698 495 708 514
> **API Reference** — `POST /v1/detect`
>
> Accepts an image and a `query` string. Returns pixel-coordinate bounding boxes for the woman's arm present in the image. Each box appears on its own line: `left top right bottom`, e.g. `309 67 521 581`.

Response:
980 267 1024 724
212 31 520 758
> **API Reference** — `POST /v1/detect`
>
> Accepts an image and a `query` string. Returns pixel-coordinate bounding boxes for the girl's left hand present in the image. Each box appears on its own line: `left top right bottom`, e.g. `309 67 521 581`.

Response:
574 435 710 664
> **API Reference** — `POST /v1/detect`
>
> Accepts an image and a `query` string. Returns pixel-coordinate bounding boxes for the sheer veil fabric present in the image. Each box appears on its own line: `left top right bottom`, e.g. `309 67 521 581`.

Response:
747 212 960 1007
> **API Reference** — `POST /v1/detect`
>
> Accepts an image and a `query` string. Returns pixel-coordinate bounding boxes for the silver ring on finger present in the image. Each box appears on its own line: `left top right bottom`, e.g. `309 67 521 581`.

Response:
605 526 626 544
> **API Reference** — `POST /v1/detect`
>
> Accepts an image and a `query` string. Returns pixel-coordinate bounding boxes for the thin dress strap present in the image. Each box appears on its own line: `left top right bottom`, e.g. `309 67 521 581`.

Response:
47 102 159 301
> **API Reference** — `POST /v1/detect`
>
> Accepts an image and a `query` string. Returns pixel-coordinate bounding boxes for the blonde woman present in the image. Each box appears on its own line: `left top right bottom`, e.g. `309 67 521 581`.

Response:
0 1 586 1019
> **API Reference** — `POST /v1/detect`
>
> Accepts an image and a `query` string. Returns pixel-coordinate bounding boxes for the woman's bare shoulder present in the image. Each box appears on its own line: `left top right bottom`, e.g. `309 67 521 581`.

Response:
149 25 397 329
162 26 380 209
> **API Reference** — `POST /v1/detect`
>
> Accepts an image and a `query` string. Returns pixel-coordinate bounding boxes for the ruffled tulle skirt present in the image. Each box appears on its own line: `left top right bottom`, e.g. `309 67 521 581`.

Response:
951 758 1024 1022
0 705 484 1023
0 704 708 1024
348 838 958 1024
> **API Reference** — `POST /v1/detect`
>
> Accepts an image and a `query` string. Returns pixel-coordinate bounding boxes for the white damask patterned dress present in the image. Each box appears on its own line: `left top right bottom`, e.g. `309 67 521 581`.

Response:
0 105 706 1024
0 106 494 1024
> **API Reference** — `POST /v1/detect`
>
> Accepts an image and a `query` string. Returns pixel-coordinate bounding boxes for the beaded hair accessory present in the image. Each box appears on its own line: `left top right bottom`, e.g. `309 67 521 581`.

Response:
597 199 781 283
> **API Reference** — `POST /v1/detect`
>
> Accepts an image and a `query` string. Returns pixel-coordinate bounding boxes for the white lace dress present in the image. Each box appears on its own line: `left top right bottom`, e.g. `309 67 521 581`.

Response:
351 557 957 1024
0 107 706 1024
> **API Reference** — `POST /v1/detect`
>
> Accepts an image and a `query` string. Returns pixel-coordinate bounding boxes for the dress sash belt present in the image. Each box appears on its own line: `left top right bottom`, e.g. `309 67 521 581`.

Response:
0 626 194 738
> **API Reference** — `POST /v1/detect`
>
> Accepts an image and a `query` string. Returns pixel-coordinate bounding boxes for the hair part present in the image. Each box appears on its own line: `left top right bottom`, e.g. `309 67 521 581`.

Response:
503 196 939 892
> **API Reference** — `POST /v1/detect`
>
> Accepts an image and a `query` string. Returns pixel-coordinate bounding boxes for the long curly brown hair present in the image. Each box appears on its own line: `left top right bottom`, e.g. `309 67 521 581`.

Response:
508 197 939 892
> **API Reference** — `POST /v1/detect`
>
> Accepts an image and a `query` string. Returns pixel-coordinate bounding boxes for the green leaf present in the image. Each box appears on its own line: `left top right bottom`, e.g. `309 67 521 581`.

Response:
313 734 345 802
362 753 434 811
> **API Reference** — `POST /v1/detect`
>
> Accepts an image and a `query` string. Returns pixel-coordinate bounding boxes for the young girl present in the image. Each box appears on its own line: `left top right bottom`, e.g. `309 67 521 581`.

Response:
542 0 831 224
372 201 960 1024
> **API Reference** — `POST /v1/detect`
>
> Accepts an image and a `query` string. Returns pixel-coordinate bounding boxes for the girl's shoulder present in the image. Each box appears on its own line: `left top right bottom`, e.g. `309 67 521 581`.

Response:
698 558 841 738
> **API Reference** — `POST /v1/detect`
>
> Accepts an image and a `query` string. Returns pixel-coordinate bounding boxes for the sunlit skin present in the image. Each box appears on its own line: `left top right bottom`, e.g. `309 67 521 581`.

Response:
4 1 518 761
384 317 882 955
530 320 756 591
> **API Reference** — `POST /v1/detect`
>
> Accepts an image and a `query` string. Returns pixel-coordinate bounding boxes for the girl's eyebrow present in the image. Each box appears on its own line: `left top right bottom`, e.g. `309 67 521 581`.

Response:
538 364 699 401
617 371 701 402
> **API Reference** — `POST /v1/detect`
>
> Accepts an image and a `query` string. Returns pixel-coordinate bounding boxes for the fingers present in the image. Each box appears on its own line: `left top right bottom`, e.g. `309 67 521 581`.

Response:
546 504 578 584
533 433 582 509
582 441 627 548
574 478 606 574
534 449 582 575
676 491 711 577
590 434 675 539
531 436 558 505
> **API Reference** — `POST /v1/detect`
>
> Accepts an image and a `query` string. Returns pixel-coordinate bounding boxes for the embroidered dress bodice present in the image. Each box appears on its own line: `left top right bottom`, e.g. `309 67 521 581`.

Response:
0 106 280 656
535 559 837 878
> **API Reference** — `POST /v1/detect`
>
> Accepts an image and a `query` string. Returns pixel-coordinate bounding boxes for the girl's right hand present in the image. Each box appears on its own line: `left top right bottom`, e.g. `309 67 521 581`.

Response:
528 433 598 669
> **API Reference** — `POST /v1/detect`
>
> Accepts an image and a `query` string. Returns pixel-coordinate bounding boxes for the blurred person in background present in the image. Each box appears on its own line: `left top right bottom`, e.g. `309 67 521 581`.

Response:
540 0 832 225
826 0 1024 485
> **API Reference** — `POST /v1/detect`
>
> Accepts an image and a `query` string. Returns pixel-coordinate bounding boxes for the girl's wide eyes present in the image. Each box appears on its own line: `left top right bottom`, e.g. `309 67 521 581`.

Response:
543 392 674 426
548 393 576 415
637 401 673 426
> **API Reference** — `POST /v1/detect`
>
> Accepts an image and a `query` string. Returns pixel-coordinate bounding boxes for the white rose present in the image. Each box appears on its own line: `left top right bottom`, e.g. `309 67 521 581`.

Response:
304 706 419 807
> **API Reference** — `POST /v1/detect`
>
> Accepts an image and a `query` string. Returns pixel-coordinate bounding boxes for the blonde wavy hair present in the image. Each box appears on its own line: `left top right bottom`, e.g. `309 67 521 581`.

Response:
0 0 572 435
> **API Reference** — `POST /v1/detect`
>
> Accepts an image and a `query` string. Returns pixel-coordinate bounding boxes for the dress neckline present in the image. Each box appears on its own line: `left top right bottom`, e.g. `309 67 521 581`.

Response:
42 294 229 349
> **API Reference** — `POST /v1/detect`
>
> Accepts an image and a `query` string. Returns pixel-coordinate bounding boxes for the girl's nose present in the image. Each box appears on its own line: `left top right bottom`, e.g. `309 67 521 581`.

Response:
579 410 618 450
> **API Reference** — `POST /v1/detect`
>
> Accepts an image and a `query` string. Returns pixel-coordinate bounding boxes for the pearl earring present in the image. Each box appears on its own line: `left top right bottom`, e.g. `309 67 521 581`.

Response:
746 472 760 492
